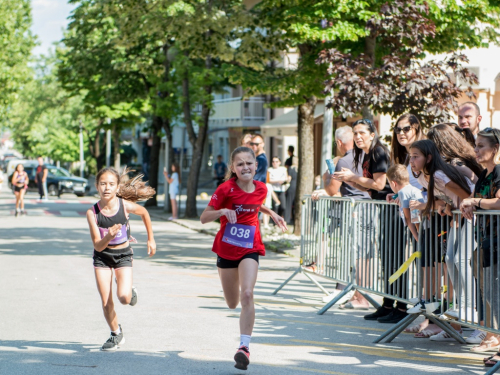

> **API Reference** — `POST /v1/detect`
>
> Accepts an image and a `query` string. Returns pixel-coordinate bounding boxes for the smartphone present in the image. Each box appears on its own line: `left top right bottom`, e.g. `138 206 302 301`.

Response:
325 159 336 174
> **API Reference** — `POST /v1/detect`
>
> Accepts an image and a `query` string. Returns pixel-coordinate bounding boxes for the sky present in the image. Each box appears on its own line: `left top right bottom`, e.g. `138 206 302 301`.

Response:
30 0 75 56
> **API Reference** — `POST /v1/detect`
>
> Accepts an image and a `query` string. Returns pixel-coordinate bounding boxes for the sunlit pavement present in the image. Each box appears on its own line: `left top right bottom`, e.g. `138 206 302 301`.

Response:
0 181 488 375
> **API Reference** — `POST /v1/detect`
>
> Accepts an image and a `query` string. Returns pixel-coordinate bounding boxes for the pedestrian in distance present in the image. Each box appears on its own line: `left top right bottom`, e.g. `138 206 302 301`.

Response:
35 156 48 201
12 163 29 217
200 146 287 370
214 155 228 187
86 167 156 351
163 162 180 220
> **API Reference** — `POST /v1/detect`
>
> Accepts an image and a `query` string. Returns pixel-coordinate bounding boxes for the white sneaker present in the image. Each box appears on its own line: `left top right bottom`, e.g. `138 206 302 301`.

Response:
466 329 487 344
430 329 463 342
444 308 478 323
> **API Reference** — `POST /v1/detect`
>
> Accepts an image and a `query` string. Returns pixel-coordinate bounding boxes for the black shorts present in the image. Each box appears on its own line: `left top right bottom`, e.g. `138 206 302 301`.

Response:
93 245 133 269
217 253 259 269
14 185 25 192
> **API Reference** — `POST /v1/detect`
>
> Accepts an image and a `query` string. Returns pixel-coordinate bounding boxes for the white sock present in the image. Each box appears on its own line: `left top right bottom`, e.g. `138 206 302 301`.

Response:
240 334 251 348
112 326 121 335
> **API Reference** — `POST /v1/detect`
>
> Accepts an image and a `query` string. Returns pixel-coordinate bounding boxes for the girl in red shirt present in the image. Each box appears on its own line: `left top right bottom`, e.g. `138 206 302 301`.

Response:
201 146 287 370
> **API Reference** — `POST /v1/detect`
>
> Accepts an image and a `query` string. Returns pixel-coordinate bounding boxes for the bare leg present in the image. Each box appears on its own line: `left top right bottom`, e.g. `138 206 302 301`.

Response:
95 267 119 331
262 214 270 227
218 267 240 309
14 191 20 211
238 258 259 336
19 189 26 210
115 267 133 305
170 198 178 219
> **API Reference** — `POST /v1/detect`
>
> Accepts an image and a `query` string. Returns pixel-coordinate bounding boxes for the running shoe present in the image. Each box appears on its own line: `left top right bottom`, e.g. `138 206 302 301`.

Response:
129 286 138 306
101 325 125 351
234 345 250 370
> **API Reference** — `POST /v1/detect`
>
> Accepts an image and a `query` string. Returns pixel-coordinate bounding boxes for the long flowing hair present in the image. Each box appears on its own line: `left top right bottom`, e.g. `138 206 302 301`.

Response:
390 113 426 165
427 124 483 178
352 119 390 170
224 147 256 181
95 166 155 202
410 140 472 215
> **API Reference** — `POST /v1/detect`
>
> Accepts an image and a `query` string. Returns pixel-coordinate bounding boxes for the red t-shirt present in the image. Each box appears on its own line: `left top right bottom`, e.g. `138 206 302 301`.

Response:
208 178 267 260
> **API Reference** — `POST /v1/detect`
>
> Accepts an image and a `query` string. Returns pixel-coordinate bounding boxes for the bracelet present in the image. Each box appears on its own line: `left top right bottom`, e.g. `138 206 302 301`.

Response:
478 199 482 208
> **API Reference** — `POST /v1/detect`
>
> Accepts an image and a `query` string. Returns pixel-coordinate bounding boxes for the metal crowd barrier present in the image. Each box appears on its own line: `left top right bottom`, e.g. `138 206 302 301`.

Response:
273 197 500 375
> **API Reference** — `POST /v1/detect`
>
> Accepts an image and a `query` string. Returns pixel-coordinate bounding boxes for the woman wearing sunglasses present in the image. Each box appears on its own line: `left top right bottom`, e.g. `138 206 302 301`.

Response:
334 119 409 323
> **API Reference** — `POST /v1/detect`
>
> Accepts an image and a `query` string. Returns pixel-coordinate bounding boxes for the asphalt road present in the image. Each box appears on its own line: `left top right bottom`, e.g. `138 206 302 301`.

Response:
0 182 489 375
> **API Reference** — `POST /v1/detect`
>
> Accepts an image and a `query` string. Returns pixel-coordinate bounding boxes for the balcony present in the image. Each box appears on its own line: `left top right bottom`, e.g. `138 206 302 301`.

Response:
209 97 266 128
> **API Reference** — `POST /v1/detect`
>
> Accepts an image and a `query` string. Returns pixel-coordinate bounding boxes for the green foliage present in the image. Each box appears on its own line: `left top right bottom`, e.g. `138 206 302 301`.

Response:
7 56 92 163
0 0 36 120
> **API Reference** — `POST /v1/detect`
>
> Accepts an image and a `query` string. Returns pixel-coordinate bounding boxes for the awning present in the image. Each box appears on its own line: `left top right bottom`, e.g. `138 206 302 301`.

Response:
260 103 325 137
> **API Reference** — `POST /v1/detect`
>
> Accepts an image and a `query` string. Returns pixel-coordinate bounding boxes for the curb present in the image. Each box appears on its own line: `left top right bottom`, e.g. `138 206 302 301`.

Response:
147 210 298 257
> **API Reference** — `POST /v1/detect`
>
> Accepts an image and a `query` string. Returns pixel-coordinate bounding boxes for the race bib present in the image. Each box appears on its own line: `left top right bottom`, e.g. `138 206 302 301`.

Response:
99 226 128 245
222 223 256 248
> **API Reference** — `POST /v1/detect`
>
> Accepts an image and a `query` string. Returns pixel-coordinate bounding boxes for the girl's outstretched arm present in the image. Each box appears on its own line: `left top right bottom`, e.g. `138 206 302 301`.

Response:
124 200 156 257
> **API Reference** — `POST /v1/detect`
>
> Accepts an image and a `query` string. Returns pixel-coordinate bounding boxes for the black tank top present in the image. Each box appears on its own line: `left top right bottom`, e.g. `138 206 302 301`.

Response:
93 198 130 246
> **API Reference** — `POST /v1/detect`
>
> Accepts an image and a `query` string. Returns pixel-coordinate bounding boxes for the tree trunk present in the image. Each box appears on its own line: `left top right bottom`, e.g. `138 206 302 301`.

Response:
162 117 174 212
183 56 212 218
293 96 317 235
112 124 121 170
144 115 162 207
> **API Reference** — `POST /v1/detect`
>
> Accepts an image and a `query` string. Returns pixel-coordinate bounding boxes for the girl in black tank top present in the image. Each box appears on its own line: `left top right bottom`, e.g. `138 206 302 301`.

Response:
12 164 29 217
86 167 155 351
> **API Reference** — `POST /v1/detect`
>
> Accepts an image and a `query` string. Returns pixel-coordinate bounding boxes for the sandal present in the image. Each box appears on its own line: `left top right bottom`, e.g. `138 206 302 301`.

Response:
414 325 442 338
484 356 500 367
304 262 317 272
405 319 429 333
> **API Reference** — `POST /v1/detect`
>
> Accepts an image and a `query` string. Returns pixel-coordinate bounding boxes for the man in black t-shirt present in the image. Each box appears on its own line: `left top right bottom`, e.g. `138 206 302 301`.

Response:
35 156 48 200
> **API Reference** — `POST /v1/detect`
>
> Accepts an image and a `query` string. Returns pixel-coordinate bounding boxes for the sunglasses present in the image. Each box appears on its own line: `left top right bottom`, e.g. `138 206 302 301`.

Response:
483 128 500 145
249 142 262 146
352 118 375 131
395 125 412 134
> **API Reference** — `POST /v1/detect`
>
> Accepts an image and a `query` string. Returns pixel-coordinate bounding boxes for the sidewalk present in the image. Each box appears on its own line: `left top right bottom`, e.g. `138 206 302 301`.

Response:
147 206 301 257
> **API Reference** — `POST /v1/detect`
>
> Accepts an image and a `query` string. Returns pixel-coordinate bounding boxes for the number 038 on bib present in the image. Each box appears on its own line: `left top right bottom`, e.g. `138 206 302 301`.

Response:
222 223 256 249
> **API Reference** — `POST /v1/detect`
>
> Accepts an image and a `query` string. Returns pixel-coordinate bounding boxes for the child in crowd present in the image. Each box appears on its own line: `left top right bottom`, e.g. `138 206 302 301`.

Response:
387 164 424 241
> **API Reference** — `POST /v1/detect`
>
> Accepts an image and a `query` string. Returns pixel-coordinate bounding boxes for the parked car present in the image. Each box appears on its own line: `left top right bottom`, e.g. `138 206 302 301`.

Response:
9 165 90 197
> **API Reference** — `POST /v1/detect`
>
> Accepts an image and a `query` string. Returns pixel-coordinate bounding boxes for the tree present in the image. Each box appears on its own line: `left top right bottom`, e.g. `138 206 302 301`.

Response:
0 0 36 120
317 1 480 127
227 0 500 234
7 55 94 167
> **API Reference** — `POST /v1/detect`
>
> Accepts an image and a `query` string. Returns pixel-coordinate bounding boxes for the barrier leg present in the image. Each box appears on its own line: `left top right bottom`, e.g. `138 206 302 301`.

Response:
303 271 331 296
272 267 301 295
373 313 419 343
425 314 467 344
358 291 381 310
485 361 500 375
317 283 354 315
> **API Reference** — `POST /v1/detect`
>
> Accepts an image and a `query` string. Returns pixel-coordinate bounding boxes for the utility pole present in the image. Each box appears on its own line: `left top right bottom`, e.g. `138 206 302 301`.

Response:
106 118 111 168
79 119 84 177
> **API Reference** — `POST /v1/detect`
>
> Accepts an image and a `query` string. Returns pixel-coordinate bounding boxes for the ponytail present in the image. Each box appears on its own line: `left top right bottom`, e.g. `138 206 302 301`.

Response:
96 166 156 202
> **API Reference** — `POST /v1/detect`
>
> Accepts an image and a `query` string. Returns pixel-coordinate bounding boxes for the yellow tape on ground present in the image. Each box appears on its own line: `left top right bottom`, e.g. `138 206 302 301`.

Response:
388 251 421 284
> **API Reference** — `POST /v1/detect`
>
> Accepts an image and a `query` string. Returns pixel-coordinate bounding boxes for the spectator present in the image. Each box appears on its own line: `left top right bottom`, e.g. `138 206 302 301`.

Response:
163 163 180 220
267 156 288 217
284 156 298 225
35 156 48 201
334 119 408 323
314 126 370 200
250 134 268 183
213 155 227 187
458 101 482 137
460 128 500 357
285 145 296 168
240 133 253 148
